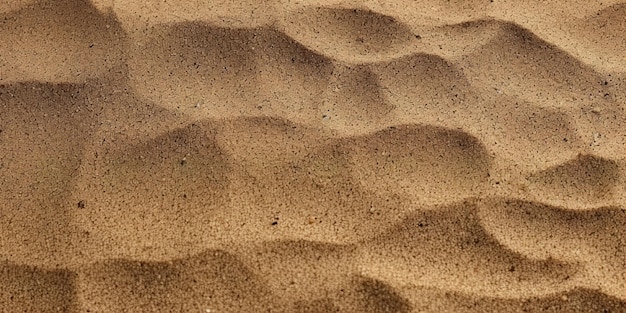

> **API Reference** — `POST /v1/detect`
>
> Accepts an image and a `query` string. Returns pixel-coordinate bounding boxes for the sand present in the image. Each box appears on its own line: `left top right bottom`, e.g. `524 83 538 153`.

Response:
1 0 625 312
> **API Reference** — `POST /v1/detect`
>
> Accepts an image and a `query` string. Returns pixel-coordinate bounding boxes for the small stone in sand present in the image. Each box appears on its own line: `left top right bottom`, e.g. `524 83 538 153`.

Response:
77 200 85 209
591 133 601 146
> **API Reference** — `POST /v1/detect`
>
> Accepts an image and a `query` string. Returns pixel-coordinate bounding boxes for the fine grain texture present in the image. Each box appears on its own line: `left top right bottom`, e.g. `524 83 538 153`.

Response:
1 0 626 312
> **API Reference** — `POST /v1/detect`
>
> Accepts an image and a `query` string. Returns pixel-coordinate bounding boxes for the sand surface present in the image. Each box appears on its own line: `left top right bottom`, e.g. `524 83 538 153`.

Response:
1 0 626 312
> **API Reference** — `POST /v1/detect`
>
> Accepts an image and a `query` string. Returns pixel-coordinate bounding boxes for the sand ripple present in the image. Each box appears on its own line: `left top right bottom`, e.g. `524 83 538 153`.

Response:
1 0 626 311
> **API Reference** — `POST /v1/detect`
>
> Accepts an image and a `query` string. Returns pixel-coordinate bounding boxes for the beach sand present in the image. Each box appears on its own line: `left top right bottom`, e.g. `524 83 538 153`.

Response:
1 0 626 312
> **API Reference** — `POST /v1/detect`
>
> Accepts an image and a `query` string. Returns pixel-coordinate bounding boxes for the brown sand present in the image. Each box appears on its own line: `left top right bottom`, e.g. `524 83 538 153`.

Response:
1 0 626 312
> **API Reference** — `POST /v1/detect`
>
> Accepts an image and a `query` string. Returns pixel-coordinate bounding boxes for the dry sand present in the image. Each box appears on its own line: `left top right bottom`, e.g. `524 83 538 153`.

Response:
1 0 626 312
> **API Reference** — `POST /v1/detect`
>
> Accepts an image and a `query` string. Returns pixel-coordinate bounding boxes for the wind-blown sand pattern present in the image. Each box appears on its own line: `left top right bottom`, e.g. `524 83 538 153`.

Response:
1 0 626 312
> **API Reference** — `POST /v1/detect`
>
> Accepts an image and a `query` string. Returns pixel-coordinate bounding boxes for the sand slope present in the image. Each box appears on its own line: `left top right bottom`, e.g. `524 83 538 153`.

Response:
1 0 626 312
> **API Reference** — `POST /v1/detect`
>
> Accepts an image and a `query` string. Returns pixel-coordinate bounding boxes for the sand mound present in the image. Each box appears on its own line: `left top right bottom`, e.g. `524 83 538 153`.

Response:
0 262 78 312
78 250 275 312
0 0 125 83
527 154 621 207
361 200 578 298
345 124 492 204
1 0 626 311
279 6 419 64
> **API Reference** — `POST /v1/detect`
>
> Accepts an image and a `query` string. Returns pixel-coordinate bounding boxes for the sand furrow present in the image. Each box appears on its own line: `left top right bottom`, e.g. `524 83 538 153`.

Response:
477 198 626 299
0 262 78 313
359 200 581 299
0 82 104 268
398 285 626 313
77 249 276 312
